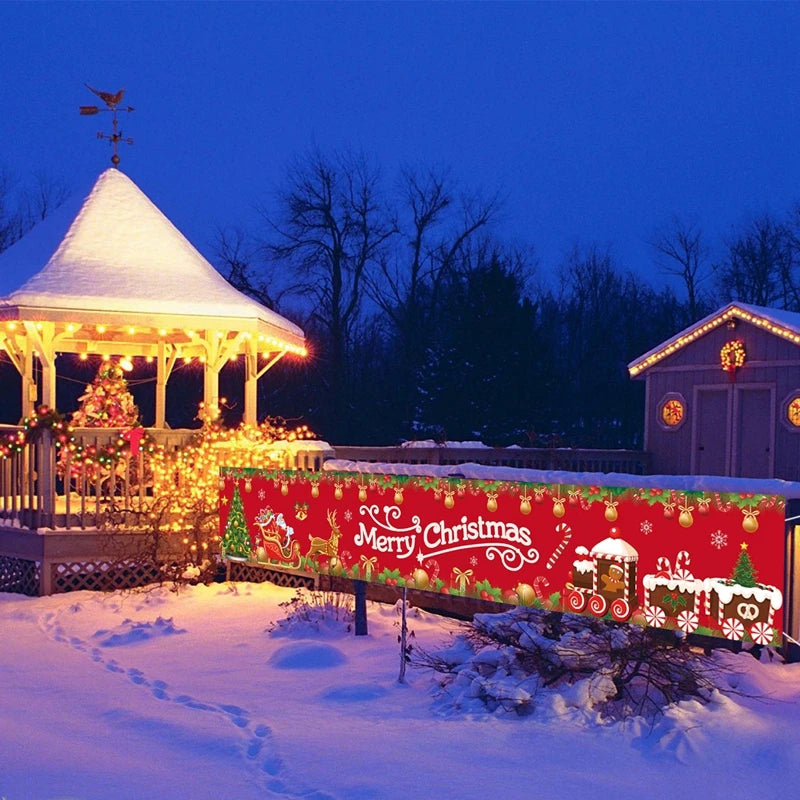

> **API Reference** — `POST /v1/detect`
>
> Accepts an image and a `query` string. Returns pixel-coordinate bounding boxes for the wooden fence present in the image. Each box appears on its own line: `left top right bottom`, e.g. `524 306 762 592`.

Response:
332 445 651 474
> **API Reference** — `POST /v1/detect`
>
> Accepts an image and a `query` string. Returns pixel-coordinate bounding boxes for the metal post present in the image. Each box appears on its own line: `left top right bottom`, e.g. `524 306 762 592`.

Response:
354 579 368 636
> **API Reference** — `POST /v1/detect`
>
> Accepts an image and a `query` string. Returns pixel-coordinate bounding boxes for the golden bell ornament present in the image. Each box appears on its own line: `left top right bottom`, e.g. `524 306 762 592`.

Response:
742 511 759 533
516 583 535 606
412 568 429 590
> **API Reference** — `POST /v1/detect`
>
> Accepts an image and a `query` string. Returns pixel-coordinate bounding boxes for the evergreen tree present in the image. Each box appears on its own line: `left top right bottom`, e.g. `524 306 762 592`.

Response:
71 361 140 428
729 546 758 588
222 486 251 560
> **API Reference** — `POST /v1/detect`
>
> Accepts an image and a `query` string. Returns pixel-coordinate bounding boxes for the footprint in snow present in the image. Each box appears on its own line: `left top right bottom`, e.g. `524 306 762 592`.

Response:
127 668 147 685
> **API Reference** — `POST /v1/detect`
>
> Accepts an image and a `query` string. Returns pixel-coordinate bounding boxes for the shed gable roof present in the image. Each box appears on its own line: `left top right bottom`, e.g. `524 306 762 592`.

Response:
628 302 800 377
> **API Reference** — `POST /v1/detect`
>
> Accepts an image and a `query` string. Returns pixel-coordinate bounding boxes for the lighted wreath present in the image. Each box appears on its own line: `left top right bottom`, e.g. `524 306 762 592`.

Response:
720 339 746 374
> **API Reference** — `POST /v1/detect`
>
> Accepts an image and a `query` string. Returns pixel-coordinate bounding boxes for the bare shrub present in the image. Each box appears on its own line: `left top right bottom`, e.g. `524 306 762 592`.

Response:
412 607 728 720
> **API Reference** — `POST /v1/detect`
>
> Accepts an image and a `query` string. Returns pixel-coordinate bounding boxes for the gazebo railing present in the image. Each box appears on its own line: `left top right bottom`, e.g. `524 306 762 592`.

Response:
0 427 331 531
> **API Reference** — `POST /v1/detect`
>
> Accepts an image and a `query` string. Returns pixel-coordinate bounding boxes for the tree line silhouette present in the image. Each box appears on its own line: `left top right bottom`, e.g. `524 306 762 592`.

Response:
4 154 800 448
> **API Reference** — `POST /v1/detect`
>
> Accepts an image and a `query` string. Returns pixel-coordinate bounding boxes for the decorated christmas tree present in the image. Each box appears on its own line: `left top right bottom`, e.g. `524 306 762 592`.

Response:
222 486 251 560
729 544 758 588
71 360 140 428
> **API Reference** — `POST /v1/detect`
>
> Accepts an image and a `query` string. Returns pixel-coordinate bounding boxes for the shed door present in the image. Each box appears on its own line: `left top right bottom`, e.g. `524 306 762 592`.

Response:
693 388 730 476
734 386 774 478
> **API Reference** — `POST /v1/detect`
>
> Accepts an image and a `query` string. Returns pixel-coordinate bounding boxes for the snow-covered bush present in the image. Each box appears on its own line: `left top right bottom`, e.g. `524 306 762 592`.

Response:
267 588 355 638
413 607 722 720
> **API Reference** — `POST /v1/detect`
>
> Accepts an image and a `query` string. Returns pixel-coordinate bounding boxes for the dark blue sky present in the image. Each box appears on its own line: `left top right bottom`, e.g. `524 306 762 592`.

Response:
2 2 799 295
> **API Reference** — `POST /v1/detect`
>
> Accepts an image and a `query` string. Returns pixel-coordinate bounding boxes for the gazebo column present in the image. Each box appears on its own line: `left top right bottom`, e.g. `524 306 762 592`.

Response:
247 349 289 426
23 336 35 417
244 351 258 426
24 322 56 412
155 341 178 428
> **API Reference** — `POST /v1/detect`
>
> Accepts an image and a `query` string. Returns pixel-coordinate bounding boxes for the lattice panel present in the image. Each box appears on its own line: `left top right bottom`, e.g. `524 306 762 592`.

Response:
52 560 162 594
0 556 40 596
229 562 315 589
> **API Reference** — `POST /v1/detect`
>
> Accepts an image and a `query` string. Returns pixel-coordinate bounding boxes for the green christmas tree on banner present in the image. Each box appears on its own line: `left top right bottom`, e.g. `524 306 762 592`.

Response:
71 361 140 428
222 485 251 560
729 544 758 588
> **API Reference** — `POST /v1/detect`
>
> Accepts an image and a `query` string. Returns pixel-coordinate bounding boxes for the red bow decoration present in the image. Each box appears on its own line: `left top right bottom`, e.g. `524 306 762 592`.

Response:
122 426 145 456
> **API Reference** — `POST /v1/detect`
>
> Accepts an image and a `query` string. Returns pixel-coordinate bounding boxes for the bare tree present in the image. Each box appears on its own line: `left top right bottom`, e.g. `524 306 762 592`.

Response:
212 225 297 311
0 168 69 255
0 167 25 254
718 214 792 308
649 215 712 321
263 148 397 434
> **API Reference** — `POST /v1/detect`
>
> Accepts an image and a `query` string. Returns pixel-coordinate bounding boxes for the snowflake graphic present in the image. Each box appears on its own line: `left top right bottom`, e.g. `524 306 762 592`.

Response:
470 555 478 567
344 509 353 522
258 488 266 501
640 520 653 536
711 529 728 550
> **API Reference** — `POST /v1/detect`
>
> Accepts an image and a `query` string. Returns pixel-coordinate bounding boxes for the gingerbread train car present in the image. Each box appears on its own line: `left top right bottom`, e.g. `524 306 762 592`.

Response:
566 529 640 621
642 551 704 633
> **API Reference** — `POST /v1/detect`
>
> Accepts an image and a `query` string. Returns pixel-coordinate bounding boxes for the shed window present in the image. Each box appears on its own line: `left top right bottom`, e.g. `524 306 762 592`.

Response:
788 396 800 428
659 395 686 429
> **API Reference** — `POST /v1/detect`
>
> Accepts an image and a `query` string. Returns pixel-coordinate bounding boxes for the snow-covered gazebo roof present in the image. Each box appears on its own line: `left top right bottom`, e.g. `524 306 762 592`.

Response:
0 168 306 425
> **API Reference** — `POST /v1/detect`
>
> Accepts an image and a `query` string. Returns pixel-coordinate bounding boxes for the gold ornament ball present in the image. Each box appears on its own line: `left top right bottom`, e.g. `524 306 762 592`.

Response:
244 479 252 493
516 583 535 606
412 568 429 590
678 510 694 528
553 500 565 518
358 487 367 502
280 483 289 496
604 505 618 522
519 498 531 515
394 490 404 505
334 487 343 500
743 514 759 533
487 496 498 513
311 485 319 499
444 495 455 510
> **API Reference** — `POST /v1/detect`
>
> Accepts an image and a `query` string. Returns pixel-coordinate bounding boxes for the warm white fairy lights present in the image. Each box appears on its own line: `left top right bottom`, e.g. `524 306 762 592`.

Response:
629 306 800 376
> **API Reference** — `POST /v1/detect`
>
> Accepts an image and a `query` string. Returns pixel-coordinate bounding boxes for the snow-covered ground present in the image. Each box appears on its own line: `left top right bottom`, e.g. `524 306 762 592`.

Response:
2 582 799 800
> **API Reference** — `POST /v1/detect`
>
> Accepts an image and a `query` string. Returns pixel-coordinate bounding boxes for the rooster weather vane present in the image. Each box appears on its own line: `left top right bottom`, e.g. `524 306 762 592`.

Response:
80 84 134 168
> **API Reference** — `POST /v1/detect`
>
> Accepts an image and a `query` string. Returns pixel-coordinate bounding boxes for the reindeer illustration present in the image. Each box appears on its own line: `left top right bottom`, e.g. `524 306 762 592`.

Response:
306 509 343 559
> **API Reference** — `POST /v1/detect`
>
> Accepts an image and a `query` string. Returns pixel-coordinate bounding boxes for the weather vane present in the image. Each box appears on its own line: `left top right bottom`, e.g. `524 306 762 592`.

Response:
79 84 134 168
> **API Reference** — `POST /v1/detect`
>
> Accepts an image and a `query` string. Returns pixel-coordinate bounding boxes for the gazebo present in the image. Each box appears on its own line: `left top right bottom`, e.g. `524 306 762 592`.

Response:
0 168 306 426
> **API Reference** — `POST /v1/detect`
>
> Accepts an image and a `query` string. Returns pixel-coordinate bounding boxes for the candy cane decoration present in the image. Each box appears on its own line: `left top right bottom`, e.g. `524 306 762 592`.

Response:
655 556 672 578
533 575 551 601
673 550 694 581
546 523 573 569
425 559 440 584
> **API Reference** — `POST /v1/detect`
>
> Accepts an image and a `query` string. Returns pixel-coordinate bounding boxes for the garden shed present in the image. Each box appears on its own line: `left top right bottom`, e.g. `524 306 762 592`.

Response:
0 168 306 426
628 302 800 480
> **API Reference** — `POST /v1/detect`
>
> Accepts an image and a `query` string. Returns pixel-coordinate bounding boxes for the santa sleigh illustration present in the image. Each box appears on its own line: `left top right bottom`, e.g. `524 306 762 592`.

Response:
565 529 639 622
253 507 302 568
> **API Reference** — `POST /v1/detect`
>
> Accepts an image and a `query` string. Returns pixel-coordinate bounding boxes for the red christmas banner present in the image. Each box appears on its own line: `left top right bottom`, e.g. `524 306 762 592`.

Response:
219 469 786 645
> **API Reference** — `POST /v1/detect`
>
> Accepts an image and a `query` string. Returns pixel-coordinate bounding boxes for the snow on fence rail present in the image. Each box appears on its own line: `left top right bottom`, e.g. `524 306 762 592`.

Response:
332 444 651 474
